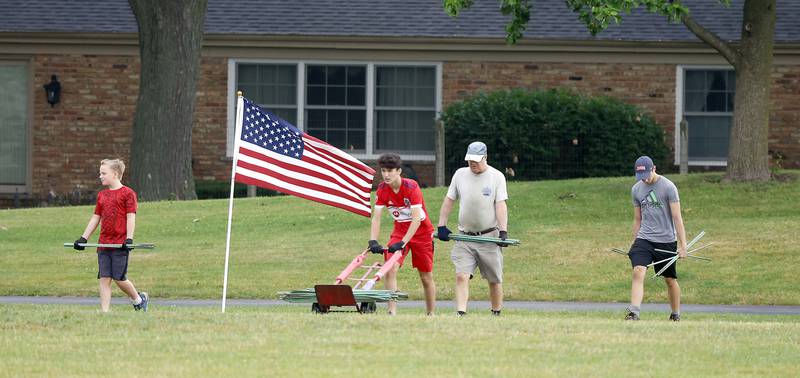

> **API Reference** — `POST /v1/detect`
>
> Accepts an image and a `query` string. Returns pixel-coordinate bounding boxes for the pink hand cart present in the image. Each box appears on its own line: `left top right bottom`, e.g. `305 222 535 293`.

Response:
310 248 404 314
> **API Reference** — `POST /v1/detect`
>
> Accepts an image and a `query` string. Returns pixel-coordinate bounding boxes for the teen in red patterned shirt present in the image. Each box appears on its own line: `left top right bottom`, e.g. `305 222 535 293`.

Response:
368 154 436 315
73 159 148 312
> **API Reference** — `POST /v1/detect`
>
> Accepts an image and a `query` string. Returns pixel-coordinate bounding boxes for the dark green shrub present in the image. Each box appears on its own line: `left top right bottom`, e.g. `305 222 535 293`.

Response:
440 88 670 180
195 181 282 200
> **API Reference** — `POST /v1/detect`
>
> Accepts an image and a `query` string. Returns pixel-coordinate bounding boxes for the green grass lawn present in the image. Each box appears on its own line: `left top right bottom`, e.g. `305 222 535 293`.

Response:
1 304 798 377
1 172 799 305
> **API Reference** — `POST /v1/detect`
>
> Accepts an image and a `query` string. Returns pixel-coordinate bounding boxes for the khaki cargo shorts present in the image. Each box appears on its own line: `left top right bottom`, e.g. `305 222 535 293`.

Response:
450 230 503 283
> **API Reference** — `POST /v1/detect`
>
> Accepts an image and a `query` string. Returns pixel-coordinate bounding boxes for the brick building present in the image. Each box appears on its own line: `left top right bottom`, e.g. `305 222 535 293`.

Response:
1 0 799 204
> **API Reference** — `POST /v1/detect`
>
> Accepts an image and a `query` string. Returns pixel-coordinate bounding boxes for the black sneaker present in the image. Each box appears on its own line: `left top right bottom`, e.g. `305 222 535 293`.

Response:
624 311 640 321
491 309 501 316
133 292 149 312
669 313 680 322
456 310 467 317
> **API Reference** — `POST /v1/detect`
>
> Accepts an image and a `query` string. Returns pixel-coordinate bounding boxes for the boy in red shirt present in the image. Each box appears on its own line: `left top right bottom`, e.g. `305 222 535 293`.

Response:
368 154 436 315
73 159 148 312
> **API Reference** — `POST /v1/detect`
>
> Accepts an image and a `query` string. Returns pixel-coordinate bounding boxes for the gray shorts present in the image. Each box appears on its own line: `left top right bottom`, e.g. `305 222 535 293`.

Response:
97 249 129 281
450 230 504 283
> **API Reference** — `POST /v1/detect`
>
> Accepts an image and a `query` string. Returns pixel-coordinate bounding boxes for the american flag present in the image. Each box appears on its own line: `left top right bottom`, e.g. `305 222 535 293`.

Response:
233 97 375 217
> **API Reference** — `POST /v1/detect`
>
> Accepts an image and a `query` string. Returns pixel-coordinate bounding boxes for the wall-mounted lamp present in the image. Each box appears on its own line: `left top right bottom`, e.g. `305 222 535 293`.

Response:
43 75 61 107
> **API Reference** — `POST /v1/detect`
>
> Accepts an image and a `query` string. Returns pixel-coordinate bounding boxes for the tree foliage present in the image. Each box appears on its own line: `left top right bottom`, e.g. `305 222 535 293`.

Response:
445 0 730 43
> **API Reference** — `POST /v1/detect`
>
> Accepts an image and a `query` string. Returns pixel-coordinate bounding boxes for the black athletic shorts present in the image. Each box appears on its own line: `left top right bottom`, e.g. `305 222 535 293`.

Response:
97 249 129 281
628 238 678 279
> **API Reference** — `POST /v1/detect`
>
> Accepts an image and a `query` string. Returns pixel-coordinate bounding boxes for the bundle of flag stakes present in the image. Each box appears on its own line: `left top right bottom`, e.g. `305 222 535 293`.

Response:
278 288 409 303
439 234 521 246
609 230 713 278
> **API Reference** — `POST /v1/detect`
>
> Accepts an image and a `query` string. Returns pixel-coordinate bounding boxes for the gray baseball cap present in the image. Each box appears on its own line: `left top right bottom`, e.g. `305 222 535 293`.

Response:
464 141 487 162
634 156 655 181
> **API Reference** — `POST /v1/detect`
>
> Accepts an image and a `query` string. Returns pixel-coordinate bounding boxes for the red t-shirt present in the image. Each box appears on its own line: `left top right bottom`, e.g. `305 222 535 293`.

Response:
94 186 138 245
374 178 434 239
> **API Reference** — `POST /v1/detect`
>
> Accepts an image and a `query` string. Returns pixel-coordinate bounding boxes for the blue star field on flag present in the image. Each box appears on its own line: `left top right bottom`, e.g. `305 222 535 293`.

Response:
241 98 304 159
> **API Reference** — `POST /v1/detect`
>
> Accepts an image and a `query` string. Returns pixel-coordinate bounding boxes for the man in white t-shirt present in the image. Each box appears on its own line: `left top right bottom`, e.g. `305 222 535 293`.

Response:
436 141 509 316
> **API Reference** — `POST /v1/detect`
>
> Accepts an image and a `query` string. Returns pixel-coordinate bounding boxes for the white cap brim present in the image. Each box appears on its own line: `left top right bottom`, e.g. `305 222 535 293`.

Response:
464 154 485 162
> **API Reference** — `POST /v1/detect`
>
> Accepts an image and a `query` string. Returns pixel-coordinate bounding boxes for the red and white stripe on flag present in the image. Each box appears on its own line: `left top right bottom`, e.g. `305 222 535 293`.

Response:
233 98 375 217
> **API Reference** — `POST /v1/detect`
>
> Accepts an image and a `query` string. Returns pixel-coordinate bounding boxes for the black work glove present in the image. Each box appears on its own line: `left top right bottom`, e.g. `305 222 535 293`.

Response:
120 238 133 251
437 226 452 241
368 240 384 254
73 237 87 251
497 231 509 247
388 241 405 253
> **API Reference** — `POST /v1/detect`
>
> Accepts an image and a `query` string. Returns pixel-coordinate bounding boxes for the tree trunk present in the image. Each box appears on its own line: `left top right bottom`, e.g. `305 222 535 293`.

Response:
726 0 775 181
128 0 207 200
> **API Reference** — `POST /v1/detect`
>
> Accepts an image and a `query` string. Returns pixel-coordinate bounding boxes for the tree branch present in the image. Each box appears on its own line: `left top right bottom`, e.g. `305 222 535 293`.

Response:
681 12 740 67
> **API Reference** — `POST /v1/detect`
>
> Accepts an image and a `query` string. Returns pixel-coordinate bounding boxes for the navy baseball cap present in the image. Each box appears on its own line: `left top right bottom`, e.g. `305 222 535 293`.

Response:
634 156 655 181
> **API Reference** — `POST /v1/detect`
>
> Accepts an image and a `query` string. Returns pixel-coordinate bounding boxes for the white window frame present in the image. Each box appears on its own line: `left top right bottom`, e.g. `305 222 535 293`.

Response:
674 65 735 166
0 59 32 195
227 59 442 161
373 64 440 156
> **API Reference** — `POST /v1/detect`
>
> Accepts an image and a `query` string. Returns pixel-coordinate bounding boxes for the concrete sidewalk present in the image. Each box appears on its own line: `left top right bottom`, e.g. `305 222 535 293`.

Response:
2 296 799 315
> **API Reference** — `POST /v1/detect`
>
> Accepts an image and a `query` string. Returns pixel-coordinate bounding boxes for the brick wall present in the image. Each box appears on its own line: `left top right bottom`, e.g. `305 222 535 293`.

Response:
769 66 800 169
32 54 139 201
21 56 800 203
29 55 232 203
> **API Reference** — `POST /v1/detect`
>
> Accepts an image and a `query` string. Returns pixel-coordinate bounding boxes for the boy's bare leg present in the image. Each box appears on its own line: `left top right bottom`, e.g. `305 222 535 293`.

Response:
115 279 140 301
418 271 436 315
665 277 681 313
489 282 503 311
455 272 470 312
630 266 647 307
99 277 113 312
384 265 400 315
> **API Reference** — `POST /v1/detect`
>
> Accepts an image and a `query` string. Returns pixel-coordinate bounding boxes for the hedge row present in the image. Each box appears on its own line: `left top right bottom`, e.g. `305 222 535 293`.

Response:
440 89 670 180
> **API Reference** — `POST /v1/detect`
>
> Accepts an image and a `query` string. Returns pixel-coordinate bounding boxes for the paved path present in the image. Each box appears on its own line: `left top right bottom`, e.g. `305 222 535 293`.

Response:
2 296 799 315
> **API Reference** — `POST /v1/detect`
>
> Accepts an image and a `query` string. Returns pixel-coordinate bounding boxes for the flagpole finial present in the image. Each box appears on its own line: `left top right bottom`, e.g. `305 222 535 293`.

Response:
236 90 243 97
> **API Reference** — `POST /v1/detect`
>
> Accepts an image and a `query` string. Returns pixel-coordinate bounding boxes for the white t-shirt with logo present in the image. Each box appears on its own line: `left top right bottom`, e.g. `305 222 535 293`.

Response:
446 165 508 232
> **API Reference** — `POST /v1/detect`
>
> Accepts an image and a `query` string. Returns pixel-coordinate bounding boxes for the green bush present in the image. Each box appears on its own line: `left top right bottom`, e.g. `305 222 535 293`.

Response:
440 88 670 180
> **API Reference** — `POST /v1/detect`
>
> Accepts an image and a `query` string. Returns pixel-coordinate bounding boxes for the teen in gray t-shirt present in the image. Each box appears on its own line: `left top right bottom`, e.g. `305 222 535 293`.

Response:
631 176 680 243
624 156 688 322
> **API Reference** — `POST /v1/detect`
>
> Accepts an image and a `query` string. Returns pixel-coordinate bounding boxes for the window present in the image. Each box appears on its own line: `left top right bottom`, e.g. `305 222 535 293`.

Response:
375 66 436 153
679 68 735 164
229 60 440 160
306 65 366 151
0 62 29 193
237 64 297 124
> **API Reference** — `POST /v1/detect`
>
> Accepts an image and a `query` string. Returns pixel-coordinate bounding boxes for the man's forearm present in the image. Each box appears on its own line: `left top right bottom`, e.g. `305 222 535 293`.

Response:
495 201 508 231
438 197 454 227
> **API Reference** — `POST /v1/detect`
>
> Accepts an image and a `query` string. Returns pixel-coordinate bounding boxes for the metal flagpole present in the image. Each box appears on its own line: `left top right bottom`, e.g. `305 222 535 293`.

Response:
222 91 245 313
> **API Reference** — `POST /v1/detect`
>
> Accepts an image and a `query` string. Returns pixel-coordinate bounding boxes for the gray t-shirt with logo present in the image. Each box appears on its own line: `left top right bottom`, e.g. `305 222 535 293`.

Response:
631 176 680 243
447 165 508 232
